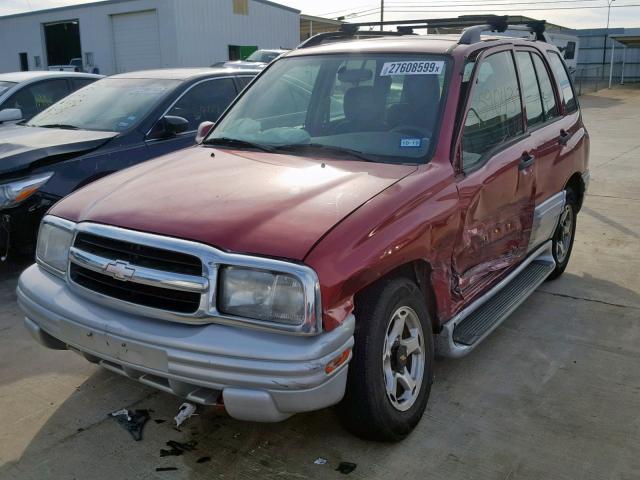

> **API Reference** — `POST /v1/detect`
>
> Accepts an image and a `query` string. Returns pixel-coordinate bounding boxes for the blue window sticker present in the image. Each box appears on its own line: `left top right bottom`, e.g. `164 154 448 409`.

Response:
400 138 422 148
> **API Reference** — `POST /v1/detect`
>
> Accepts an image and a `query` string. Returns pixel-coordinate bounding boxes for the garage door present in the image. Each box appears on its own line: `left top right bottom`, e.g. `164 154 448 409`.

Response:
111 10 162 73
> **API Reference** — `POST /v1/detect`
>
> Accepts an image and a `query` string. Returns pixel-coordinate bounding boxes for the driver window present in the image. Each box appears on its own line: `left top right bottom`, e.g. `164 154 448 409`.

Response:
167 78 237 131
462 50 524 171
5 79 70 120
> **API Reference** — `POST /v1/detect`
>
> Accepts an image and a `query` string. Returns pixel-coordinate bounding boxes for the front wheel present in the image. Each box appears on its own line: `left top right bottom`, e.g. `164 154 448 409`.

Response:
548 189 578 280
337 277 434 442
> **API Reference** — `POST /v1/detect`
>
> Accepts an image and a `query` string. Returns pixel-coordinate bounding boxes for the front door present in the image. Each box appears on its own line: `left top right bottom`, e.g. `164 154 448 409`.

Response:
145 77 239 159
452 47 536 302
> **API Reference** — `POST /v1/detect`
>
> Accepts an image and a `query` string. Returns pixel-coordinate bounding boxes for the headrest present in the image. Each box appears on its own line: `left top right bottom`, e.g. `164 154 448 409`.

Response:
343 86 380 122
337 67 373 84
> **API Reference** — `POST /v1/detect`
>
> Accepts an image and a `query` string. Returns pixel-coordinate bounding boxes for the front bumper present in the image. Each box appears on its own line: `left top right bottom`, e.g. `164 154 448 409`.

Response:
17 264 354 422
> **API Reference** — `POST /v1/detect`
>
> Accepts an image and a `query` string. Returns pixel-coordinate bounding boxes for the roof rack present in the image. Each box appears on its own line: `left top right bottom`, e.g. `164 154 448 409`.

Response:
297 15 547 49
297 24 407 49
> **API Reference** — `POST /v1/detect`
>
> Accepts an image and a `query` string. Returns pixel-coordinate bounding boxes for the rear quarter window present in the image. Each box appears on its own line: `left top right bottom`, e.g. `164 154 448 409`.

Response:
548 51 578 113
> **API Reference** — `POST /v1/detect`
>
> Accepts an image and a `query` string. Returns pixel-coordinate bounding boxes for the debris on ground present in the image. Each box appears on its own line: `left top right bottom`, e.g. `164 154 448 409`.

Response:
155 467 178 472
314 457 328 465
196 456 211 463
336 462 357 474
160 440 198 457
154 419 166 424
110 408 150 441
174 402 197 427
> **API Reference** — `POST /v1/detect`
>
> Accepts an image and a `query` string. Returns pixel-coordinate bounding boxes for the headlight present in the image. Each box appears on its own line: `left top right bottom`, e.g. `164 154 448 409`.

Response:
219 266 311 329
0 172 53 209
36 216 76 276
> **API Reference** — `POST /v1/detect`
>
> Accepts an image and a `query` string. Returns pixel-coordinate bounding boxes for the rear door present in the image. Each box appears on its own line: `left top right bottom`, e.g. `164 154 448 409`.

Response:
539 51 586 199
514 49 567 251
452 47 537 301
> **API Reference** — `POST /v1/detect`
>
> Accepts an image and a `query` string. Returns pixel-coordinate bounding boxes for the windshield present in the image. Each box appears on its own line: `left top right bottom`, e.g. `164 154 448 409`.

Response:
28 78 180 132
246 50 282 63
208 54 449 163
0 81 17 97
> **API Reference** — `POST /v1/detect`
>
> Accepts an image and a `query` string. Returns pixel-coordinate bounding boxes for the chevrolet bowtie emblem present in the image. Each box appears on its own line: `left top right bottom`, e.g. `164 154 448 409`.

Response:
104 260 135 281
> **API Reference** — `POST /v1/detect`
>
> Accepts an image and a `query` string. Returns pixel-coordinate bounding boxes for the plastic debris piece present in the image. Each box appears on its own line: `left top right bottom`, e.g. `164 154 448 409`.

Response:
154 419 166 424
110 409 150 441
196 456 211 464
160 439 198 457
314 457 328 465
156 467 178 472
111 408 131 421
174 402 197 427
336 462 357 474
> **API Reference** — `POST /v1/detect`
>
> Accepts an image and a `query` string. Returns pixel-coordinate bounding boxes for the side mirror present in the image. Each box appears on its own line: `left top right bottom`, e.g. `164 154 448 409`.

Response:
0 108 23 123
148 115 189 139
195 121 215 144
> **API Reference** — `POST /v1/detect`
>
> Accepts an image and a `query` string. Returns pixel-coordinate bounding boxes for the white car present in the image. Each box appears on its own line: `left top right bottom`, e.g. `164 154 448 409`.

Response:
0 71 103 126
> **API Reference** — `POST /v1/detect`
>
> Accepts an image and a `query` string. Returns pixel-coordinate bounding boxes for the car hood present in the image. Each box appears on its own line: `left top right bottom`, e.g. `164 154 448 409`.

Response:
0 125 118 176
51 147 417 260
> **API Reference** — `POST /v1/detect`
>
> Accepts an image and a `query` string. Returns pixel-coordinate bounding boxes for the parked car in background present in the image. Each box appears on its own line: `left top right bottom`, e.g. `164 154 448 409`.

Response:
48 58 85 72
0 67 258 258
0 71 102 126
212 49 289 69
17 20 589 442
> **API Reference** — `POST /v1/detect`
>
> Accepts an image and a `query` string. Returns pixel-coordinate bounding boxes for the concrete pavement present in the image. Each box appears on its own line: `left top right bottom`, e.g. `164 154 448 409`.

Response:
0 86 639 480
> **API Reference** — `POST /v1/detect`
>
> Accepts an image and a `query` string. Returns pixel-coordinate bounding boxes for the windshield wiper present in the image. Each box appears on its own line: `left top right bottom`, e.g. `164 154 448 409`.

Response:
274 143 375 162
36 123 81 130
204 137 275 152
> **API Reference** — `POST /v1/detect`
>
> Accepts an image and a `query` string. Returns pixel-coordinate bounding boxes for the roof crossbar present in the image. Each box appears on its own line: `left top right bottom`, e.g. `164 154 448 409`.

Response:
458 17 546 44
297 24 406 49
296 15 547 49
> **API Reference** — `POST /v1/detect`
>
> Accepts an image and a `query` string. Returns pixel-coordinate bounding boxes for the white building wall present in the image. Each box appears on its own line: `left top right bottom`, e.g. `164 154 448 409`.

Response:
172 0 299 67
0 0 179 75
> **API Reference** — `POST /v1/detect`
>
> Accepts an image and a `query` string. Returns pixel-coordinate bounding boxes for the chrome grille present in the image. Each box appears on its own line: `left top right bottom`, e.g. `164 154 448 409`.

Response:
69 231 208 316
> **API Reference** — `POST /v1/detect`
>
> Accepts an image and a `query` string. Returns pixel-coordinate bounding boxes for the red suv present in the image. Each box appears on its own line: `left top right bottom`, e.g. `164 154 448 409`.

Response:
17 19 589 441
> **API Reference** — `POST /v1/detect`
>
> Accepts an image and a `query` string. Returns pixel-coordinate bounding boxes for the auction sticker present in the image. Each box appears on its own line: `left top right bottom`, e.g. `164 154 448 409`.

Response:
381 61 444 76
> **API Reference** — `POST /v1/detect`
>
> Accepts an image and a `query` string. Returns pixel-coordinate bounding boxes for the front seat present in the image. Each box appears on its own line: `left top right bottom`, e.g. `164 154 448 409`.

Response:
331 86 387 134
387 75 441 133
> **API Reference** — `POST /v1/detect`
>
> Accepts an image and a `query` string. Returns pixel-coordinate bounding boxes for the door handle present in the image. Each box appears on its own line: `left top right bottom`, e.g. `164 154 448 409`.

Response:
559 129 573 146
519 152 535 170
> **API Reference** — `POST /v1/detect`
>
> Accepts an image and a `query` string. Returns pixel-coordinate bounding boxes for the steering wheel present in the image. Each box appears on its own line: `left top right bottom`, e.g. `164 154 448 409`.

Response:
390 125 431 138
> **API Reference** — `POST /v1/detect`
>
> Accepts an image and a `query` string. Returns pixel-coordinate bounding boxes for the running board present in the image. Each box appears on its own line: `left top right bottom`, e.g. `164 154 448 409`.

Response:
436 241 555 358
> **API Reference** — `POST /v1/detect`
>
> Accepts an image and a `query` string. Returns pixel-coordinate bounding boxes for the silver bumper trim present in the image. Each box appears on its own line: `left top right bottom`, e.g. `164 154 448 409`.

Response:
17 264 354 422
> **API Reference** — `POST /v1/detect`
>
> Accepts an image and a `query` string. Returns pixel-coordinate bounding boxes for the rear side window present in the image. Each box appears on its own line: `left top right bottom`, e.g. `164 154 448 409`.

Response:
462 50 523 171
235 76 254 91
69 78 97 91
516 52 544 128
531 54 558 120
548 52 577 113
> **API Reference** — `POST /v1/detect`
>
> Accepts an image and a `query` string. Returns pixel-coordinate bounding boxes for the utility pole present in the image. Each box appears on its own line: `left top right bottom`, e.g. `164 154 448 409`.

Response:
602 0 615 77
380 0 384 31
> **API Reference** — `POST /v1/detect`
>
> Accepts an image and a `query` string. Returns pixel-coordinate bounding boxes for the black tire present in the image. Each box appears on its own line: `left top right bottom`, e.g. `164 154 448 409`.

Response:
337 277 434 442
547 188 578 280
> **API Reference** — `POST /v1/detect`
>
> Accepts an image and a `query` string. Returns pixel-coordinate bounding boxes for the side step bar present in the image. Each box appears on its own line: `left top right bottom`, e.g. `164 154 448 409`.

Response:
436 241 555 358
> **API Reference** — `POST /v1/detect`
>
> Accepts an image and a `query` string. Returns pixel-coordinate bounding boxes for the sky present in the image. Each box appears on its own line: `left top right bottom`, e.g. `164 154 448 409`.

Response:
0 0 639 29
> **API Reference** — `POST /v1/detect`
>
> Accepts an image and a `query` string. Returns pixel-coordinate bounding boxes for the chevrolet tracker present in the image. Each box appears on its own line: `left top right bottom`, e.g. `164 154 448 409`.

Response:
17 18 589 441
